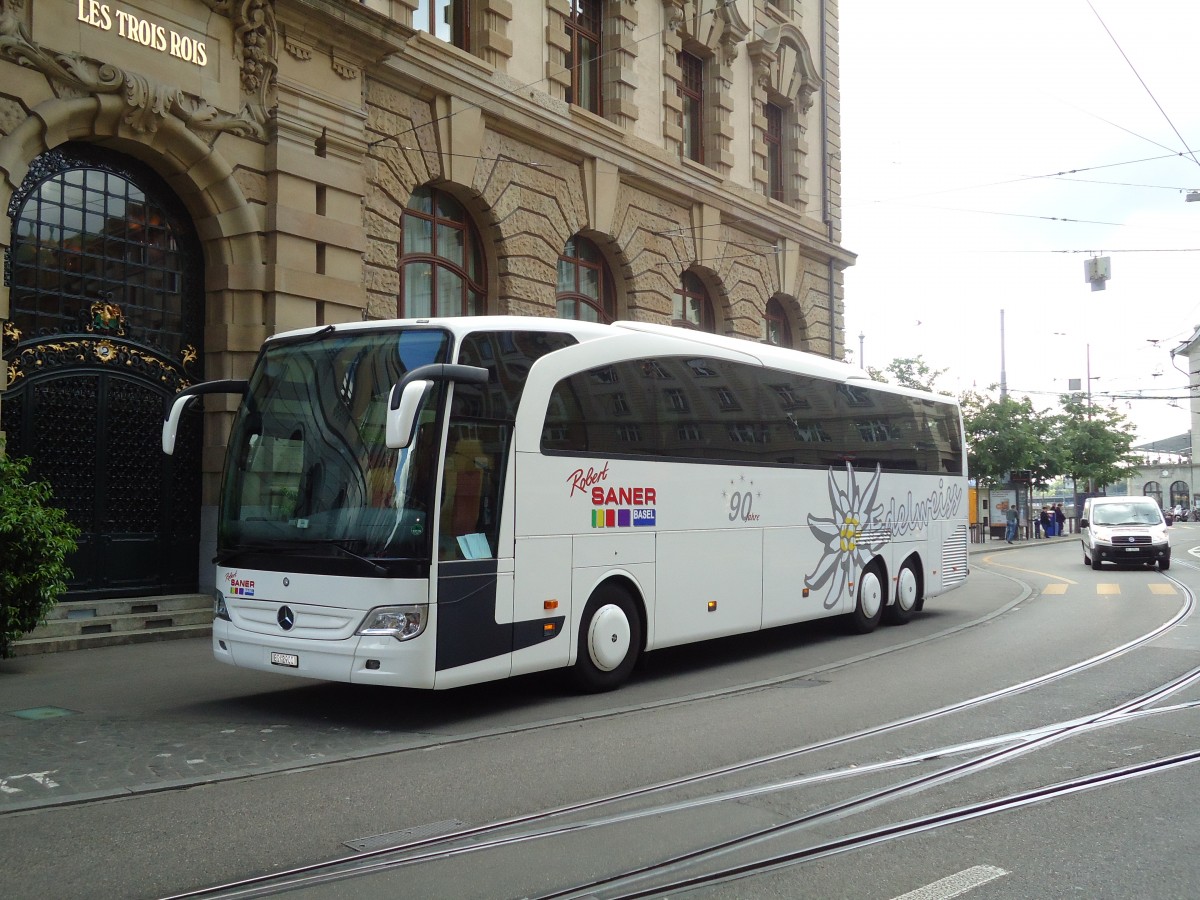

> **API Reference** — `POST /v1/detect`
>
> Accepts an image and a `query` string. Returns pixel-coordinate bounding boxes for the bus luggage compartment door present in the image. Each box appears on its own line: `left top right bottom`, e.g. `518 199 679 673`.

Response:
654 529 762 647
512 535 573 677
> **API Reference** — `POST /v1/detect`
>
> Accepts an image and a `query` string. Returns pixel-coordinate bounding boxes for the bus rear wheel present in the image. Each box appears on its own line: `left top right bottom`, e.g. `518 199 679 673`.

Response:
572 584 642 693
849 565 885 634
884 562 919 625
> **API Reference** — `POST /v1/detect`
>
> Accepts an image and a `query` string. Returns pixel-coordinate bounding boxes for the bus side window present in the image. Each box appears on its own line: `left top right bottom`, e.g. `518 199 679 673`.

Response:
440 427 500 560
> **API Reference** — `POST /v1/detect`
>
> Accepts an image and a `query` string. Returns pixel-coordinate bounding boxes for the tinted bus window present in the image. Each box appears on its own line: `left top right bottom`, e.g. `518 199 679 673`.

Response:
542 356 963 475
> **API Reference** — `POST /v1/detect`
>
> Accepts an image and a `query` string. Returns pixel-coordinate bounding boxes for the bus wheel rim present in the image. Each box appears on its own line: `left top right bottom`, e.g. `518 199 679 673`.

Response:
589 604 631 672
860 572 882 619
897 567 918 612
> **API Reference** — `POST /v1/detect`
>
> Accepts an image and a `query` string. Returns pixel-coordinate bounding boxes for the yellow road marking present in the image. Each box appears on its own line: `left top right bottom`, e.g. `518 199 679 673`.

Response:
1042 584 1068 595
1149 583 1178 595
1097 584 1120 595
979 556 1078 585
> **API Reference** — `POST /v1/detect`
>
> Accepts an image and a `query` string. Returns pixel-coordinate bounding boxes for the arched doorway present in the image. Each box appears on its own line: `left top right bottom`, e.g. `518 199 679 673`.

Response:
2 143 204 600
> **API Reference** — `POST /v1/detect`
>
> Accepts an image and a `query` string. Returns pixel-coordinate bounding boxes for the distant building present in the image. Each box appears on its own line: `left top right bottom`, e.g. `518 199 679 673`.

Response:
0 0 850 600
1120 327 1200 509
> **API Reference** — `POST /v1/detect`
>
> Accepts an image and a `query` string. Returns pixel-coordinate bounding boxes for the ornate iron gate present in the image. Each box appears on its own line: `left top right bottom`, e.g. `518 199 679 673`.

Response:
2 144 204 600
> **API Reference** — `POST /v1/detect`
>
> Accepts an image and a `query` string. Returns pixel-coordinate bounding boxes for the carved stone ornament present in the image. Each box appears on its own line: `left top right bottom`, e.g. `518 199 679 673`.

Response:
0 1 277 138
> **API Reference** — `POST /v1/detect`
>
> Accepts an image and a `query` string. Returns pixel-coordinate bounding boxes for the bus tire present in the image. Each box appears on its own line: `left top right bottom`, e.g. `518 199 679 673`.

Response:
571 584 642 693
849 565 885 634
884 561 919 625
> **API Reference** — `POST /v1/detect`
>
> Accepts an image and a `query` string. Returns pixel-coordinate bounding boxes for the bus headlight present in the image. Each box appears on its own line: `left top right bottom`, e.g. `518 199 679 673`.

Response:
213 590 231 621
357 605 427 641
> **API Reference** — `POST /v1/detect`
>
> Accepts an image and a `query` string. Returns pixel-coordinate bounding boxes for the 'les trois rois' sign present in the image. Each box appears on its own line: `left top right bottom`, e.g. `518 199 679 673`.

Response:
76 0 208 66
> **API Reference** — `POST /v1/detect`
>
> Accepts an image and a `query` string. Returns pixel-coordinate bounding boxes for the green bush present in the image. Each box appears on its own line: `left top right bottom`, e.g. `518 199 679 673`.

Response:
0 453 79 658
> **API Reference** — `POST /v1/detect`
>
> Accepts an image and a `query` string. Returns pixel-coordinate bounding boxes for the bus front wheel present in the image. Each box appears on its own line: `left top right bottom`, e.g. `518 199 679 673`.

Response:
572 584 642 693
849 566 885 634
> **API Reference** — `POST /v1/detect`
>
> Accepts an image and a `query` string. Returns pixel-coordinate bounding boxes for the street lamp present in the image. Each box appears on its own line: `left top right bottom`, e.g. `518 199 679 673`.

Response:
1052 333 1098 417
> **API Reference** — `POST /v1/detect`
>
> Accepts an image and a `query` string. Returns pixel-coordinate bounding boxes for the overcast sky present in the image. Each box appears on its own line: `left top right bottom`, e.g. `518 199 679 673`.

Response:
839 0 1200 443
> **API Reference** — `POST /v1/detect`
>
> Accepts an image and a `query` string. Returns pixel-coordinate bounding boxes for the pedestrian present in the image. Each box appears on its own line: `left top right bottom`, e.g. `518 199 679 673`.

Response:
1054 503 1066 536
1039 506 1051 538
1005 503 1019 543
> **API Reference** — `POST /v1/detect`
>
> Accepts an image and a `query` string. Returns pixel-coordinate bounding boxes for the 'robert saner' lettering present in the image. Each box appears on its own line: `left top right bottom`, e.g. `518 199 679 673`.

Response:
592 487 656 506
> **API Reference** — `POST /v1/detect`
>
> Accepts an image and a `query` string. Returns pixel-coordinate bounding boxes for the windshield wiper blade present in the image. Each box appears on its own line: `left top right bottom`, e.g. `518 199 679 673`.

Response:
324 541 387 575
216 537 387 574
271 323 336 349
214 540 282 567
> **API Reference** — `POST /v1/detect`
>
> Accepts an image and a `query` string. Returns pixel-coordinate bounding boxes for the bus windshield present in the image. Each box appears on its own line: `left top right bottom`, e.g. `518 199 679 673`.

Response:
218 328 451 565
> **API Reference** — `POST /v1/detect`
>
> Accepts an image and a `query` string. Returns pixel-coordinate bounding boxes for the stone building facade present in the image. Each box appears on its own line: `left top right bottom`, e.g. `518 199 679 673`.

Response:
0 0 851 599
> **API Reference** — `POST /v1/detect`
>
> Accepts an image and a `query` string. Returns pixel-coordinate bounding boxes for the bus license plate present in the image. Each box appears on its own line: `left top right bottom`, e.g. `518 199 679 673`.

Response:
271 651 299 668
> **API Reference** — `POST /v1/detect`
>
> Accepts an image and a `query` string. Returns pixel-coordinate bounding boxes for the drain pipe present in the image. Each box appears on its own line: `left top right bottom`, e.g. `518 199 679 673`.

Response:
820 0 836 360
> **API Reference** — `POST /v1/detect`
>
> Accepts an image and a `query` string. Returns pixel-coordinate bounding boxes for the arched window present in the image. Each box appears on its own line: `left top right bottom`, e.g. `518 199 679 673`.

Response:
557 235 614 322
1170 480 1190 511
399 186 486 318
1143 482 1163 508
7 143 201 356
673 270 714 331
763 297 792 347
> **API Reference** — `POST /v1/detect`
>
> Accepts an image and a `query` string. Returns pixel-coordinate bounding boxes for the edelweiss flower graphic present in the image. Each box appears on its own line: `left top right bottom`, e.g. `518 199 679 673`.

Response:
805 463 889 609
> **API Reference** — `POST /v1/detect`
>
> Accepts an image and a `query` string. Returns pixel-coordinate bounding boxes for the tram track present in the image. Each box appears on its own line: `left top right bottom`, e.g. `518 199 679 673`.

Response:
159 565 1200 900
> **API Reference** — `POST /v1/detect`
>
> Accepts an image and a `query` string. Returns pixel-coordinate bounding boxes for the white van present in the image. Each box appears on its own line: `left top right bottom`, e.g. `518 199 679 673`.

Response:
1079 496 1170 571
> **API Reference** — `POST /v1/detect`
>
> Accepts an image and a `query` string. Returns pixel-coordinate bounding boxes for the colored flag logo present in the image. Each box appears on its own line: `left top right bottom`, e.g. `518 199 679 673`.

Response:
592 508 656 528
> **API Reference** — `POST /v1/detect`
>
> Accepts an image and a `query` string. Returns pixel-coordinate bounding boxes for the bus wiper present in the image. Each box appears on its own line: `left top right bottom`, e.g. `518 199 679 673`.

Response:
216 537 385 573
324 541 387 575
214 541 285 567
271 324 337 349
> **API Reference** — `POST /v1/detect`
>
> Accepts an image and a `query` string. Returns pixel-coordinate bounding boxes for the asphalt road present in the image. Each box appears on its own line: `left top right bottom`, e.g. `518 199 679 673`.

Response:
4 529 1200 899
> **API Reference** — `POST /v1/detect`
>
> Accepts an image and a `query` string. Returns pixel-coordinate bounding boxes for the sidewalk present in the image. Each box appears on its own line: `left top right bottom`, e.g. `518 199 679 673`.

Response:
970 532 1077 554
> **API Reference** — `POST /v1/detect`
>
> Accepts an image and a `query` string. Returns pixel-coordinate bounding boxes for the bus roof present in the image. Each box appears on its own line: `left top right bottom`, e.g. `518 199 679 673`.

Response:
267 315 616 345
609 320 873 386
265 316 950 404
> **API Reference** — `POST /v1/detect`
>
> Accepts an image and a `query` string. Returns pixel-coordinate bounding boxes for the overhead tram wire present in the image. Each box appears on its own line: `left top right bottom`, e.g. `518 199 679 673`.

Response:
840 151 1197 210
1048 94 1199 159
1086 0 1200 170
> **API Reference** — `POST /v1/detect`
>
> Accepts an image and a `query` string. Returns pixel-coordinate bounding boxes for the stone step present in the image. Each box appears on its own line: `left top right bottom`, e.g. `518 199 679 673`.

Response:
12 593 213 656
28 608 215 639
39 594 210 621
10 624 213 657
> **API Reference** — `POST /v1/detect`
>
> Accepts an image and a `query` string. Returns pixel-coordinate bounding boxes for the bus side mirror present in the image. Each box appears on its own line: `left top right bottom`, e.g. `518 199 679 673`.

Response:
162 393 195 455
384 363 490 450
386 380 432 449
162 379 249 455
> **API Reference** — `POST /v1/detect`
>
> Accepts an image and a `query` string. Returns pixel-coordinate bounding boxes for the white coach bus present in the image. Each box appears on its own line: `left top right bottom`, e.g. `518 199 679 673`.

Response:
163 317 968 691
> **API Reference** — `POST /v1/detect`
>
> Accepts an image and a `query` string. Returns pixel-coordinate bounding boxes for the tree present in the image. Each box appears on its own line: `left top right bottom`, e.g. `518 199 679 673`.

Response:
866 356 949 394
961 392 1057 488
1052 394 1143 492
870 356 1147 495
0 454 79 658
